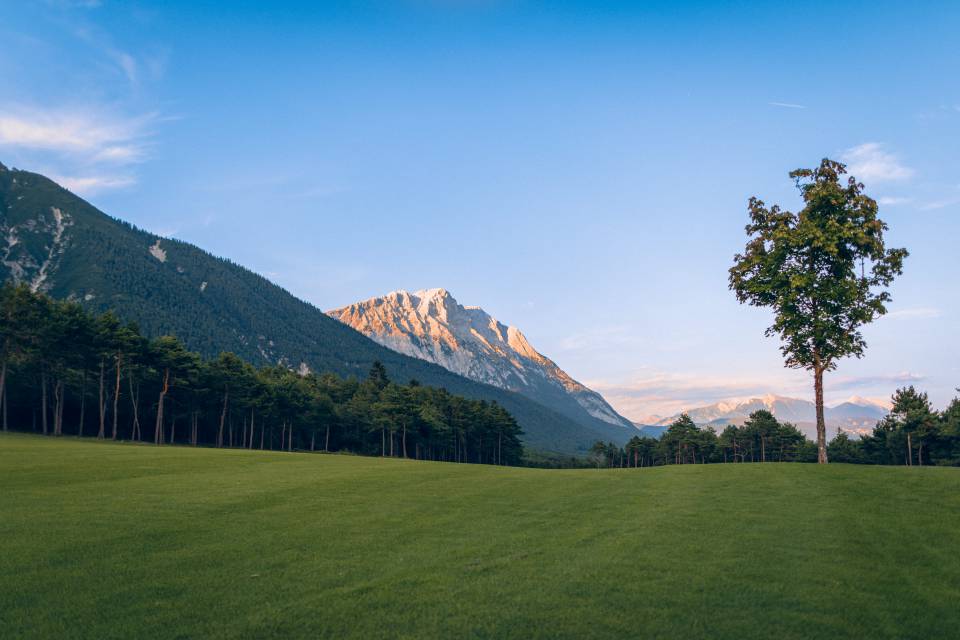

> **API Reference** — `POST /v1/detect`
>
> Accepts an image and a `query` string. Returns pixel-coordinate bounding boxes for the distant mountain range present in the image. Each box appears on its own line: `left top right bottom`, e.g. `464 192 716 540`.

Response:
649 394 890 439
328 288 636 437
0 161 634 454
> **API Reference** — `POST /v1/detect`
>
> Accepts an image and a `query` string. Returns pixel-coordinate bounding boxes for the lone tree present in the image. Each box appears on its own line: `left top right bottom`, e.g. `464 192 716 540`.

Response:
729 159 907 463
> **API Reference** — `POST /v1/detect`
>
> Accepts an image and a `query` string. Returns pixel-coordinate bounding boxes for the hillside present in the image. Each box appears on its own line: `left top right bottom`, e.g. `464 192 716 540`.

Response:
329 288 635 436
0 163 633 453
3 434 959 639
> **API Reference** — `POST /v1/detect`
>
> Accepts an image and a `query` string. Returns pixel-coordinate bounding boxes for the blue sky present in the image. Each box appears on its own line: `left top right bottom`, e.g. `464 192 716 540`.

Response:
2 0 958 419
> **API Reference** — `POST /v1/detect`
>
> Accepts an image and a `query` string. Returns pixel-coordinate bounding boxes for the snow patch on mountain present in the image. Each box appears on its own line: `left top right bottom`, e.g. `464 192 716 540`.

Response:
656 394 891 439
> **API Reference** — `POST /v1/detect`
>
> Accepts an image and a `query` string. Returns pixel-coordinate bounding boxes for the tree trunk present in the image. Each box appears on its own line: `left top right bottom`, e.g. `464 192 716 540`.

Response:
917 441 923 467
129 377 141 441
41 369 48 435
310 431 315 452
906 432 913 467
154 368 169 445
249 408 255 449
217 387 229 448
77 370 86 437
97 359 106 439
0 353 7 431
325 423 330 452
402 424 407 458
111 354 122 439
813 366 828 464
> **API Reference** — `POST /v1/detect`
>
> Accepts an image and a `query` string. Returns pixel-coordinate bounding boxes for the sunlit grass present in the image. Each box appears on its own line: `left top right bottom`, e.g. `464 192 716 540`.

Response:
2 433 958 639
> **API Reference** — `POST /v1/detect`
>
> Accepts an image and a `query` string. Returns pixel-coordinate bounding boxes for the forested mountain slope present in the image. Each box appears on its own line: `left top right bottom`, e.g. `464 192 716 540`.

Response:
0 162 634 453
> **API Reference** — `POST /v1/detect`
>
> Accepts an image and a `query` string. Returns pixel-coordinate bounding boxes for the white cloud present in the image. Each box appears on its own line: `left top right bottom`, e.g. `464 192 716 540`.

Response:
559 325 645 351
0 108 154 154
51 174 136 195
586 370 810 420
885 307 942 320
588 368 929 421
769 102 806 109
841 143 914 184
877 196 912 206
0 106 157 194
919 197 960 211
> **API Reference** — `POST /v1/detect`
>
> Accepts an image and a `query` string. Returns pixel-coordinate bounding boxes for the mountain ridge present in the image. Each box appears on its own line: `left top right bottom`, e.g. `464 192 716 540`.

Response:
654 394 890 438
0 162 630 454
327 288 637 436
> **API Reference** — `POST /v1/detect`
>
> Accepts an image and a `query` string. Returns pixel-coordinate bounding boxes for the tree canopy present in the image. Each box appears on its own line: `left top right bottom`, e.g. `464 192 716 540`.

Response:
730 159 907 463
0 284 524 465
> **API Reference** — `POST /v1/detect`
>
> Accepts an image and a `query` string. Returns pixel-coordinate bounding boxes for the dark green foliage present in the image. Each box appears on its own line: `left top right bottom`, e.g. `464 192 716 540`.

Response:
0 163 632 453
0 285 524 465
595 410 830 468
730 159 907 462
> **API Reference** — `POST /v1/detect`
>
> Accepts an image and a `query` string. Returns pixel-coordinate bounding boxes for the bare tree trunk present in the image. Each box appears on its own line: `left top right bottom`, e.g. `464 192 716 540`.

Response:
325 423 330 452
217 388 229 448
0 353 7 431
814 366 828 464
97 360 106 439
52 379 61 436
111 354 122 440
906 432 913 467
170 415 176 445
154 368 169 445
311 431 315 451
288 421 292 452
77 370 86 437
41 369 48 435
129 377 141 441
57 380 65 436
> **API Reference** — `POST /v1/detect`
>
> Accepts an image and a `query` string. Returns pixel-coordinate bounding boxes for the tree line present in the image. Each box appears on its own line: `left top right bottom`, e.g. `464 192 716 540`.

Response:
0 284 524 465
590 388 960 469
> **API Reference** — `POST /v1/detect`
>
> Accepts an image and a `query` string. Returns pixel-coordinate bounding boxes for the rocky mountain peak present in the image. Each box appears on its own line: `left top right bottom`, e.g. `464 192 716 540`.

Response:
328 289 635 431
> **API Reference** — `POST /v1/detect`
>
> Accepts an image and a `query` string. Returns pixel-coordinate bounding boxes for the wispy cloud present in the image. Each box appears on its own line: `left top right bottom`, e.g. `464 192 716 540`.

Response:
586 370 810 420
885 307 942 320
0 105 158 194
769 101 806 109
588 368 928 421
830 372 926 390
559 325 645 352
877 196 912 206
841 143 914 184
51 174 136 194
919 196 960 211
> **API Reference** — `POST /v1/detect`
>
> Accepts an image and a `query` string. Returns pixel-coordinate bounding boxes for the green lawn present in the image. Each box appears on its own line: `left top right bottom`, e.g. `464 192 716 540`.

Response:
2 434 958 639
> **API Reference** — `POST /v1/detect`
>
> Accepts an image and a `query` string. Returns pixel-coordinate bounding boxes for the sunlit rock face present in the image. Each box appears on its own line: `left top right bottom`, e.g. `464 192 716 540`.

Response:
328 288 634 429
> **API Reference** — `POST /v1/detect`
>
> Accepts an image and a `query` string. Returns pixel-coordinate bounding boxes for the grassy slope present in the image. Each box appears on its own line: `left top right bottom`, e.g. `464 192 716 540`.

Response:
2 434 958 639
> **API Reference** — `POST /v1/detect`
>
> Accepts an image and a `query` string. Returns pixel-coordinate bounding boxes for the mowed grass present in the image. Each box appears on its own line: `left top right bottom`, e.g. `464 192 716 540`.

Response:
1 434 959 639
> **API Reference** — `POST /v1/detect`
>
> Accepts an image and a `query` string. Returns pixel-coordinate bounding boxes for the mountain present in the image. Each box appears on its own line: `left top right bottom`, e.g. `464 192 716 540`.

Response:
0 162 630 454
655 394 890 438
328 289 636 439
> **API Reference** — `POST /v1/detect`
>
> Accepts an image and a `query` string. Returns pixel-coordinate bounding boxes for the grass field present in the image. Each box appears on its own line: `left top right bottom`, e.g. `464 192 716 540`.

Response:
2 433 959 639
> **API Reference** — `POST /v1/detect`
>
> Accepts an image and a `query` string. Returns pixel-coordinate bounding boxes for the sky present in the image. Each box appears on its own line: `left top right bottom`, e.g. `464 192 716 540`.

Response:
1 0 958 420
